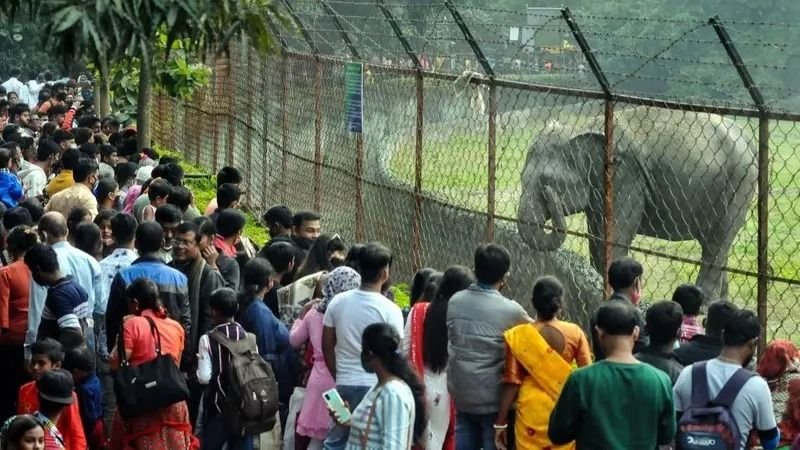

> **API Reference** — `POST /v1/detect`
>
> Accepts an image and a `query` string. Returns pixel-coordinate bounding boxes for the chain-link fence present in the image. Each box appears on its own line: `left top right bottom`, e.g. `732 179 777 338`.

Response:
151 2 800 345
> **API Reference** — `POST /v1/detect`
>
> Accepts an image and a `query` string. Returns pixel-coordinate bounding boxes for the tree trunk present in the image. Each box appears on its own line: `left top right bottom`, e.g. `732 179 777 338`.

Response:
96 56 111 118
136 53 153 150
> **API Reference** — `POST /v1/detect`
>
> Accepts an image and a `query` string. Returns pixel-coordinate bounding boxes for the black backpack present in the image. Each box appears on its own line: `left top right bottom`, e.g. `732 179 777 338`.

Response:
210 329 280 436
676 362 755 450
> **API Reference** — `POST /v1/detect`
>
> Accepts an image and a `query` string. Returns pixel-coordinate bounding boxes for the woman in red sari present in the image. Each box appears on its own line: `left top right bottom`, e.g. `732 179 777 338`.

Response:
403 266 474 450
109 278 197 450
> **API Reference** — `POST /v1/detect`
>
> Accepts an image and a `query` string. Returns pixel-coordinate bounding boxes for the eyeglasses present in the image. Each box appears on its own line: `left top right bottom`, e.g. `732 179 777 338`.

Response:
171 238 195 248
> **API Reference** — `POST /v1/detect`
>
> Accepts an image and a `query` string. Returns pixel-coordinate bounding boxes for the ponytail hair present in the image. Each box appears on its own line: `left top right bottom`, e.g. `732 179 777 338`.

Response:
362 323 427 444
126 277 166 317
6 225 38 257
238 257 275 315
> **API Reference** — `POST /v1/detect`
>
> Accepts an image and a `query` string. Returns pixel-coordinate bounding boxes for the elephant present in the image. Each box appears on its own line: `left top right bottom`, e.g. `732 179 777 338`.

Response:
517 107 757 301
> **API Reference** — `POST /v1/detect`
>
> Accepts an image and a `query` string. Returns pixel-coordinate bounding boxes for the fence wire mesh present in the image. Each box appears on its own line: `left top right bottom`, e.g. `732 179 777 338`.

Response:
152 1 800 341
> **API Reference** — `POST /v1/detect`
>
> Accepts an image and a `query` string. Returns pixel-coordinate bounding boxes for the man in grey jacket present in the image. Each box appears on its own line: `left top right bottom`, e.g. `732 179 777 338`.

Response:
447 243 530 450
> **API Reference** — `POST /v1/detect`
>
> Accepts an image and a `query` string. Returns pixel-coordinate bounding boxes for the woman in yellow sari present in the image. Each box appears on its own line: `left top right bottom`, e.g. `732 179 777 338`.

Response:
494 276 591 450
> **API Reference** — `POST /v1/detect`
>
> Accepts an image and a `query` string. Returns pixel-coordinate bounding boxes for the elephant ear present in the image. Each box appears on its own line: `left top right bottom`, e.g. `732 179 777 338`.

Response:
567 132 605 181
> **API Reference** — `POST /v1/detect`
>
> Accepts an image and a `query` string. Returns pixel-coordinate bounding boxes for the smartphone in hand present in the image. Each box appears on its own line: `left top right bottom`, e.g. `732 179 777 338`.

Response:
323 388 352 423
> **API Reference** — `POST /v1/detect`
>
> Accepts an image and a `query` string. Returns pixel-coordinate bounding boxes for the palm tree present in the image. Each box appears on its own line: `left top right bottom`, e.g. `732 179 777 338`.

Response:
3 0 282 148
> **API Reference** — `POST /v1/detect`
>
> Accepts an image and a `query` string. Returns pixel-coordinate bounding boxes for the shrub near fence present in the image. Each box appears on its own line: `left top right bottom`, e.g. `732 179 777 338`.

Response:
152 2 800 349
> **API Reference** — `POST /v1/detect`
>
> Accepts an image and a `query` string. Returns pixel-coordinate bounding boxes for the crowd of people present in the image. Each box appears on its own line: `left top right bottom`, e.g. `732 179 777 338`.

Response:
0 71 799 450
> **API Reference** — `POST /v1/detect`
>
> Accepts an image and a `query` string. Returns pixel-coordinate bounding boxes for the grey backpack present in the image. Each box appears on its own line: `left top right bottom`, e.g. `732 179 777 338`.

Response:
211 329 280 436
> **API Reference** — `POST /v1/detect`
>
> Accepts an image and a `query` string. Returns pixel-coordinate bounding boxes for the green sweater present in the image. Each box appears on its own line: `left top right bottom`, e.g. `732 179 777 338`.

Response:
549 360 676 449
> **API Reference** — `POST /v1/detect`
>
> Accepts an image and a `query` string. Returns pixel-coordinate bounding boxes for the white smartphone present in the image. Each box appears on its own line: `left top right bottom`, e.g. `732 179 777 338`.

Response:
323 388 352 423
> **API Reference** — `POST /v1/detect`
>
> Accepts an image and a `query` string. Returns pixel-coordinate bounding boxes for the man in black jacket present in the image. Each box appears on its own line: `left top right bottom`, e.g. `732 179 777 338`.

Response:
590 257 649 360
674 299 739 365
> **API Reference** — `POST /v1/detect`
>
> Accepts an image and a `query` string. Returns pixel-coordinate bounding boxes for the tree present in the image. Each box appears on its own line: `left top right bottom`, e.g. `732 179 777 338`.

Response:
3 0 282 149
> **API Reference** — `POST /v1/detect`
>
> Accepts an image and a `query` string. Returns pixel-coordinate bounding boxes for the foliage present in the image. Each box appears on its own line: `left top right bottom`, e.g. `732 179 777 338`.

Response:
0 16 75 79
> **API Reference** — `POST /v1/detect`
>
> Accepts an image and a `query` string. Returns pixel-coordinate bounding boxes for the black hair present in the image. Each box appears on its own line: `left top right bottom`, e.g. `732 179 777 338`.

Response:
36 139 60 162
67 206 91 237
216 166 243 186
645 300 684 346
77 116 100 129
115 161 139 187
238 258 275 313
135 221 164 254
161 163 184 187
292 210 320 228
263 205 292 229
72 158 99 183
19 197 44 223
147 179 172 202
99 144 116 160
6 225 38 256
421 273 443 305
175 222 200 243
705 300 739 339
63 345 95 373
95 178 118 202
215 209 246 238
110 212 137 245
209 287 238 319
9 102 28 121
263 241 296 274
344 243 365 272
73 222 102 257
0 148 11 169
362 323 426 443
72 127 94 146
722 309 760 347
595 301 639 336
60 148 81 171
30 338 64 363
3 207 33 230
118 137 137 156
358 242 392 284
672 284 704 316
0 415 43 450
474 243 511 284
608 257 643 291
78 142 99 159
532 275 564 321
295 233 346 280
155 204 182 225
41 121 57 138
216 183 241 209
192 216 216 238
167 186 192 212
24 243 60 274
39 89 51 104
423 266 474 373
126 277 163 312
157 155 175 165
49 103 68 117
411 268 437 305
93 209 115 227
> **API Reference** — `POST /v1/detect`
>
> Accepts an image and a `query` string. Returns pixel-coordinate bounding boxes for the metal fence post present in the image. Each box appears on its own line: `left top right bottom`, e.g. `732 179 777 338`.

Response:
376 0 423 268
355 133 365 242
280 54 289 204
710 16 769 351
314 60 323 212
444 0 497 241
243 44 254 207
562 7 615 293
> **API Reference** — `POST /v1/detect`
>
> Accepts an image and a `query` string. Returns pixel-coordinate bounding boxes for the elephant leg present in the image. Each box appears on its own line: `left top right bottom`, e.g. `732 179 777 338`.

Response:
587 213 606 276
696 237 731 302
587 209 638 279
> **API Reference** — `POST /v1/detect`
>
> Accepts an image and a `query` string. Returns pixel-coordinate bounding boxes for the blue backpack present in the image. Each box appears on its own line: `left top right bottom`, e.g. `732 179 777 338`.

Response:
676 362 755 450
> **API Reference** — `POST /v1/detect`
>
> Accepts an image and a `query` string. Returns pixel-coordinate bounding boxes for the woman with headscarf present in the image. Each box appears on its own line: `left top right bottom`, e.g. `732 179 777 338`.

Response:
289 266 361 449
758 339 800 447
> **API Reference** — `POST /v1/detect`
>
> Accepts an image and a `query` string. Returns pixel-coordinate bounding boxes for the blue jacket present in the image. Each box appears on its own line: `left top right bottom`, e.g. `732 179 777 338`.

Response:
0 169 23 208
238 297 295 402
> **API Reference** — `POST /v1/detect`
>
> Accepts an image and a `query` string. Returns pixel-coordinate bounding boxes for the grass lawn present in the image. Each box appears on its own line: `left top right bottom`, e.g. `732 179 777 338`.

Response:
389 116 800 340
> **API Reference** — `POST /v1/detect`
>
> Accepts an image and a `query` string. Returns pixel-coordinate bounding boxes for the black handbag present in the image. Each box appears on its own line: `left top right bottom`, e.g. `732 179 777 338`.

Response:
113 316 190 418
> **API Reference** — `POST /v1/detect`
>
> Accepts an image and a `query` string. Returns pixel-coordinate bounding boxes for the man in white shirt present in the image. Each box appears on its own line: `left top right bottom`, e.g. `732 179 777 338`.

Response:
2 68 25 99
18 139 59 198
26 73 45 108
322 242 404 450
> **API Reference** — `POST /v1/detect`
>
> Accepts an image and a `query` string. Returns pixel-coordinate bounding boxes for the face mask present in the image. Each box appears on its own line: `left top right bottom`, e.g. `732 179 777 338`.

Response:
360 352 375 374
294 236 315 250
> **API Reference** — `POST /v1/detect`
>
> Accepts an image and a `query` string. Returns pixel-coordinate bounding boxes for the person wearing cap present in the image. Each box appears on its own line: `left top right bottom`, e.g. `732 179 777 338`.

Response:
33 368 74 450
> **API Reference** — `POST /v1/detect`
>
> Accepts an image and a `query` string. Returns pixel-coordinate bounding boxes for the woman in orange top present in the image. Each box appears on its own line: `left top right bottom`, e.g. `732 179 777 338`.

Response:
494 276 592 450
109 278 195 450
0 226 39 422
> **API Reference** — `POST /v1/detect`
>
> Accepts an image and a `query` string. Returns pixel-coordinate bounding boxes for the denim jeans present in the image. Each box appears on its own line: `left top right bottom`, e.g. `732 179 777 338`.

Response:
201 413 253 450
455 411 510 450
323 385 371 450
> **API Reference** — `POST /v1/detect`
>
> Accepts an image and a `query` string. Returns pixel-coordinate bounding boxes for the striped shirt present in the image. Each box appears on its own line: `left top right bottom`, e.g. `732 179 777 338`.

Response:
345 380 415 450
197 322 248 415
40 276 90 331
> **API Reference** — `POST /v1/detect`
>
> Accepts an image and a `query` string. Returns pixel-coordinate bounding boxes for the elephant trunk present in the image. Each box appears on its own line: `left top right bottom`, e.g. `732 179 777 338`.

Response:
518 185 567 251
